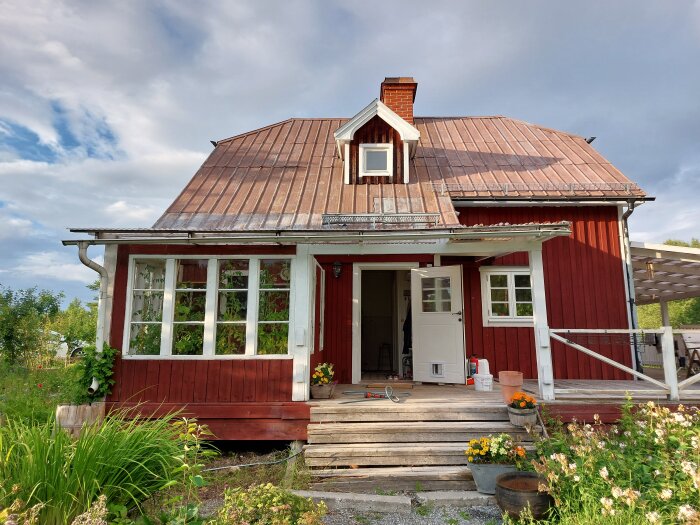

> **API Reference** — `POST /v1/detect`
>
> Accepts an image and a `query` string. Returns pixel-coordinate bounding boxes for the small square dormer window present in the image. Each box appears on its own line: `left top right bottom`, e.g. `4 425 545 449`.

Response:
359 143 393 178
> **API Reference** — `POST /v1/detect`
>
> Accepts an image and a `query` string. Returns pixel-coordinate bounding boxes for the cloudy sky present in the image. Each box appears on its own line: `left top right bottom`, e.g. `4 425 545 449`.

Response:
1 1 699 303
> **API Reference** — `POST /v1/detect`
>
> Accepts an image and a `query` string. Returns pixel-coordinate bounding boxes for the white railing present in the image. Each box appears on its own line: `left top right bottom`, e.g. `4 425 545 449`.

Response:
547 327 700 401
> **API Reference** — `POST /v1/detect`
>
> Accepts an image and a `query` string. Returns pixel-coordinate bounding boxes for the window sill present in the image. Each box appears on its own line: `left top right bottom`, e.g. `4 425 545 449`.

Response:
483 319 534 328
121 354 293 360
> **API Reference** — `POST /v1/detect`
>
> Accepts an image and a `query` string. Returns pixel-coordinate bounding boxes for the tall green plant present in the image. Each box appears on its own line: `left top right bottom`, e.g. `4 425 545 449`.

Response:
72 344 117 404
0 412 185 524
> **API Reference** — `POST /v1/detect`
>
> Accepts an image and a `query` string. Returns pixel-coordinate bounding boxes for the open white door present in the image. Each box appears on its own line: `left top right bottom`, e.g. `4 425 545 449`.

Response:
410 265 465 384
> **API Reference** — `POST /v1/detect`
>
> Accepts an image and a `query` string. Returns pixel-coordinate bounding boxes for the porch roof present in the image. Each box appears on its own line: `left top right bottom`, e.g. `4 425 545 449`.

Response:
631 241 700 305
63 221 571 246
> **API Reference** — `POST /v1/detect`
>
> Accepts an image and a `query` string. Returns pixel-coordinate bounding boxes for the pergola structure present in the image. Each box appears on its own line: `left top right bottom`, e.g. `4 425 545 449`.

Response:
631 241 700 323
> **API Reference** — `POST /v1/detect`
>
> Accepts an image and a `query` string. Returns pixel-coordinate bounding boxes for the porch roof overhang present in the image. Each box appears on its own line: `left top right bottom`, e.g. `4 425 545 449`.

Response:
631 241 700 305
63 222 571 249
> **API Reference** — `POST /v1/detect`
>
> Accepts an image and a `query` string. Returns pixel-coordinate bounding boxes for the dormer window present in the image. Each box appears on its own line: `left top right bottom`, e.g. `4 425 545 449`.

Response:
359 143 393 178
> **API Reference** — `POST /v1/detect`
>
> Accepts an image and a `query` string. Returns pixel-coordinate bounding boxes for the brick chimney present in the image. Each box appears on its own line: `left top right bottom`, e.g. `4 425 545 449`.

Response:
380 77 417 124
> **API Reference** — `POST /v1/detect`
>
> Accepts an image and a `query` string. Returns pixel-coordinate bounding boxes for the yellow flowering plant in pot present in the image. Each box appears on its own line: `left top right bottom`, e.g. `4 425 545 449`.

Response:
465 433 527 494
310 363 335 399
507 391 538 427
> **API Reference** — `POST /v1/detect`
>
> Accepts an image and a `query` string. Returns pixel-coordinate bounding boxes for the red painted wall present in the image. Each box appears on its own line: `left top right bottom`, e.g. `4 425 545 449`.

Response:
108 244 306 440
457 206 631 379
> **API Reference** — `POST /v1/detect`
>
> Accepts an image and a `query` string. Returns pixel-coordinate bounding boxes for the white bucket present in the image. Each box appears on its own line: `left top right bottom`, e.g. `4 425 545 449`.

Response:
474 373 493 392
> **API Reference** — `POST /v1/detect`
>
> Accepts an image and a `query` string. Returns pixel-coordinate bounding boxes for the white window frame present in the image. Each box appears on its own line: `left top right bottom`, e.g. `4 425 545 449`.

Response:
479 266 534 327
359 143 393 178
123 254 295 360
311 260 326 354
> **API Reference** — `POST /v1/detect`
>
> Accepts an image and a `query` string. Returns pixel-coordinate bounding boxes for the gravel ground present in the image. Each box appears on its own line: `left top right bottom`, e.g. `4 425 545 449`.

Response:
322 505 503 525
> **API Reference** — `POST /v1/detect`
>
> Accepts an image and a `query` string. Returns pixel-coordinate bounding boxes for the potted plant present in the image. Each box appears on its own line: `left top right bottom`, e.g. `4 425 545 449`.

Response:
507 391 538 427
465 433 526 494
310 362 335 399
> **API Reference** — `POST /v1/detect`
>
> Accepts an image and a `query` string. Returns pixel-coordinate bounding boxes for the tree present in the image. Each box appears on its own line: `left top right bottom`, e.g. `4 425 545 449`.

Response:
0 286 63 365
637 239 700 329
49 298 97 352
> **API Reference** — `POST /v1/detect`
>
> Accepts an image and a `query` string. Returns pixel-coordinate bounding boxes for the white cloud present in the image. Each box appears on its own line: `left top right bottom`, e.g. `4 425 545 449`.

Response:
11 251 102 283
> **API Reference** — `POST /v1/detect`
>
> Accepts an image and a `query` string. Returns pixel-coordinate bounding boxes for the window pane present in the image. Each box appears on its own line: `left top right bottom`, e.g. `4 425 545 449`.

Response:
422 301 436 313
422 290 436 301
421 277 435 290
439 301 451 312
174 291 206 322
259 291 290 321
490 289 508 302
172 324 204 355
134 260 166 290
490 274 508 288
491 303 510 316
131 291 164 322
129 324 162 355
219 260 249 289
516 303 534 316
215 324 246 355
260 260 291 289
515 289 532 302
257 324 289 355
440 289 451 300
218 291 248 322
514 274 531 288
365 149 388 171
176 259 208 289
438 277 451 289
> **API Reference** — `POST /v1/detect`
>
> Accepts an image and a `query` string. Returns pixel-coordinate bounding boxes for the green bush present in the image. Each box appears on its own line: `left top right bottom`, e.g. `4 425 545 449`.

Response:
213 483 326 525
0 412 186 524
518 401 700 524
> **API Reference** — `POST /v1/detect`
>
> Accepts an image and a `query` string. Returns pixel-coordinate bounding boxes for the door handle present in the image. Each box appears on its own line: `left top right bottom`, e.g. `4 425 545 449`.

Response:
452 311 462 316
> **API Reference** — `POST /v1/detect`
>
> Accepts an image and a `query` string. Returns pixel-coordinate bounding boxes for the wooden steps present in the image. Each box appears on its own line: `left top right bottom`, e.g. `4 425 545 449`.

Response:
304 400 542 492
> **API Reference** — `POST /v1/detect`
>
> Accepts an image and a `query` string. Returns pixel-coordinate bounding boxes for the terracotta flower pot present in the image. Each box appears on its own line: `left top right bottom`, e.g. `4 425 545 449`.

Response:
468 462 518 495
499 371 524 404
310 383 336 399
507 406 538 427
496 471 553 520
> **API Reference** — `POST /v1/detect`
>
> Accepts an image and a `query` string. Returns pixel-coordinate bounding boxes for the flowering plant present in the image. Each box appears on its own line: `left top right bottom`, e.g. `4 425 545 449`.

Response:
508 391 537 410
311 363 334 386
465 433 527 465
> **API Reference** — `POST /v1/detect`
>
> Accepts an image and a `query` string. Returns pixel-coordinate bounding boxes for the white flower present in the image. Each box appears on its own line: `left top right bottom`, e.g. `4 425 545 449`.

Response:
568 463 577 471
681 461 696 476
599 467 609 480
611 486 623 499
573 475 580 482
646 511 660 523
678 505 697 522
660 488 673 500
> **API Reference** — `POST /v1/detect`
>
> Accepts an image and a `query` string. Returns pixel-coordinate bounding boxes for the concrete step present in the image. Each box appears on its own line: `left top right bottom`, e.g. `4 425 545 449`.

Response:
307 420 539 444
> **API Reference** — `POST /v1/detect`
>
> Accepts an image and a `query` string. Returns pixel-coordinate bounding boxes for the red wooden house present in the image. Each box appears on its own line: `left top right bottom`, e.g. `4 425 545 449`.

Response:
65 77 649 440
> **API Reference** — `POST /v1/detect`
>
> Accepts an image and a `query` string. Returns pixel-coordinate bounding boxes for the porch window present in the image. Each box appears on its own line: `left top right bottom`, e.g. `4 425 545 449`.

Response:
124 256 293 358
479 267 534 327
359 143 393 178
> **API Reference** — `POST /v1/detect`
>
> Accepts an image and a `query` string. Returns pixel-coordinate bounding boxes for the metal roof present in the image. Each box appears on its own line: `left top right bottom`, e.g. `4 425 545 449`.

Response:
151 116 645 232
631 242 700 305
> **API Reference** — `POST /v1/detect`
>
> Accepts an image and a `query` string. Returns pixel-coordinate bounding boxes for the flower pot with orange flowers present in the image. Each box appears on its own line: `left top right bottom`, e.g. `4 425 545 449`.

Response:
310 362 336 399
507 391 538 427
465 433 527 494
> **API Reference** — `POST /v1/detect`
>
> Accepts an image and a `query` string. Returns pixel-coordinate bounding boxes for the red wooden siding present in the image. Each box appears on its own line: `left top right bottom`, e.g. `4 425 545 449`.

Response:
457 206 631 380
350 115 404 184
107 244 306 441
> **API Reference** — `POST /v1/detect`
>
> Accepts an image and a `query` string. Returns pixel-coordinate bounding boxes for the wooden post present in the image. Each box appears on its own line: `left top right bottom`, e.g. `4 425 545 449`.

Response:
660 325 679 400
291 245 312 401
660 300 670 327
529 246 555 401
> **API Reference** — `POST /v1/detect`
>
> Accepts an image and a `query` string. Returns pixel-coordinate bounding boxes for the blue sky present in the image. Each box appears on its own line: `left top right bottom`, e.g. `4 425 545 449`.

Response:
1 1 699 304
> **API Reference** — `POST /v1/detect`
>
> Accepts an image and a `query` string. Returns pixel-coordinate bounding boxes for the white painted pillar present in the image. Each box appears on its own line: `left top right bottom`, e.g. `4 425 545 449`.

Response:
529 245 555 401
291 245 313 401
660 325 679 400
102 244 118 349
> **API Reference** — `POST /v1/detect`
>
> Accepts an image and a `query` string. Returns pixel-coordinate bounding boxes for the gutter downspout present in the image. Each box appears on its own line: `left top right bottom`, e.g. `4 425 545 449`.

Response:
77 241 108 352
620 201 643 372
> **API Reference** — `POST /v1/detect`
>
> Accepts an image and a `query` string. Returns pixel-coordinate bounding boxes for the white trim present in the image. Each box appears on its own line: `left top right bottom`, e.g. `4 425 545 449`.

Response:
103 244 118 349
334 99 420 142
291 245 311 401
351 262 420 384
343 142 350 185
529 246 554 401
359 143 393 178
403 141 410 183
312 259 326 353
122 254 295 360
618 205 638 372
479 266 534 327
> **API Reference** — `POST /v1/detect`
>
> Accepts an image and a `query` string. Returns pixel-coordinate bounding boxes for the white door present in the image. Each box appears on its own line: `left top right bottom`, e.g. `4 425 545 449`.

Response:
411 265 465 384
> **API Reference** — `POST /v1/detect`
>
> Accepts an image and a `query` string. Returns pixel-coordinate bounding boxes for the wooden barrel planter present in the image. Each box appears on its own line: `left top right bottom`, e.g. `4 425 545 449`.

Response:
507 407 538 427
55 402 106 438
495 471 554 520
310 383 336 399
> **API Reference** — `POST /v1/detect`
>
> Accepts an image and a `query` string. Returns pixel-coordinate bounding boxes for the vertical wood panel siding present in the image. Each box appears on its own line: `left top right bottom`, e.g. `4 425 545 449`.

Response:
457 206 631 380
350 116 404 185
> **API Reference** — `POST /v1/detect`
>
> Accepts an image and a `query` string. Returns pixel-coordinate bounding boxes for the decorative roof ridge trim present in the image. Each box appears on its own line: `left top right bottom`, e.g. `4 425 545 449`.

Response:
334 98 421 142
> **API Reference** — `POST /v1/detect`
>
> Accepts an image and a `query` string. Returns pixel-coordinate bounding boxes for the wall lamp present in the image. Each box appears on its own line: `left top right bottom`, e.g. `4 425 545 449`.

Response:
332 261 342 279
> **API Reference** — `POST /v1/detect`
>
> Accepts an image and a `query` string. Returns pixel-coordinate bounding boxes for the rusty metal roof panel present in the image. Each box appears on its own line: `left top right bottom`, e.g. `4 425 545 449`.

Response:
153 116 646 231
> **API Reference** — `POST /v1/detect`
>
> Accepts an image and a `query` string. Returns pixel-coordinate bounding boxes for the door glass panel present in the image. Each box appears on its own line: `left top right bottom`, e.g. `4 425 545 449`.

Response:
421 277 436 290
421 275 451 312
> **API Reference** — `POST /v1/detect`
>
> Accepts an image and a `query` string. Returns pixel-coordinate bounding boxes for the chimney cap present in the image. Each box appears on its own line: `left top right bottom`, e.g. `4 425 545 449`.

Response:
380 77 418 102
